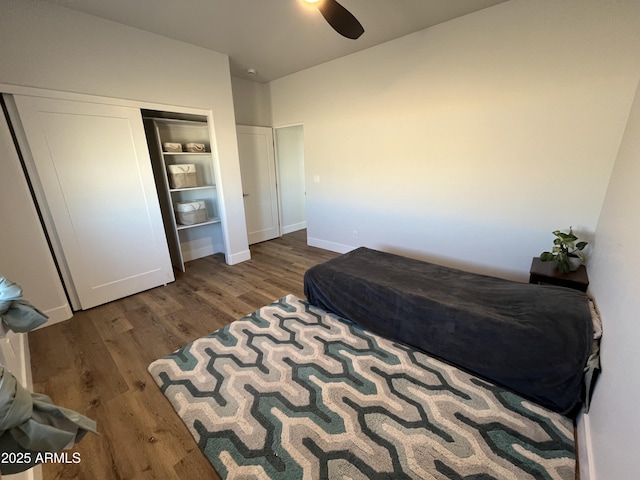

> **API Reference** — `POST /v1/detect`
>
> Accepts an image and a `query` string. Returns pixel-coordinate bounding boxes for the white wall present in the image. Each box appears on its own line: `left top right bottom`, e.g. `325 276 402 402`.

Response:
270 0 640 279
231 76 272 126
0 0 249 264
585 79 640 479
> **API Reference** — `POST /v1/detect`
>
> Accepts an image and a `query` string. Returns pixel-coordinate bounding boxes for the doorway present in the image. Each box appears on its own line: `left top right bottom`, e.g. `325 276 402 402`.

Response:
274 124 306 234
237 124 307 245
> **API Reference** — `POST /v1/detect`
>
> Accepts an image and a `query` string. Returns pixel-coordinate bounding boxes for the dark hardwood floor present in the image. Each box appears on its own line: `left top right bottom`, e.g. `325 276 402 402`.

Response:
28 230 338 480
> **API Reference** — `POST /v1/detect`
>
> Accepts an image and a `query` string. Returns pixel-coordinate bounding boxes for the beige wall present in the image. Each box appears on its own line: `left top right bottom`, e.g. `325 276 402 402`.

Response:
231 76 272 127
587 78 640 479
0 0 250 264
270 0 640 279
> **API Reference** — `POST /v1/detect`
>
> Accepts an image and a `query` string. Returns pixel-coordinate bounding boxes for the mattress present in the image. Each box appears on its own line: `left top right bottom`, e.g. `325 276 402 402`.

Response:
304 247 593 415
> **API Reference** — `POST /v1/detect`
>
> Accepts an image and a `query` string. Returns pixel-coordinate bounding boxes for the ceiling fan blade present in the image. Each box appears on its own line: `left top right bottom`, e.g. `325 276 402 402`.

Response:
317 0 364 40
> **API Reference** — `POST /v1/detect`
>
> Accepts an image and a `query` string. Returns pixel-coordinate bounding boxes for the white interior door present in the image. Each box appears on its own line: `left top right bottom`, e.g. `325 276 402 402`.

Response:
237 125 280 244
13 95 174 310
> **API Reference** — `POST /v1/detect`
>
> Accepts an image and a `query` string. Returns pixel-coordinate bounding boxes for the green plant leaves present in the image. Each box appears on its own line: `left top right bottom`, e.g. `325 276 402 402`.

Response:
540 227 588 272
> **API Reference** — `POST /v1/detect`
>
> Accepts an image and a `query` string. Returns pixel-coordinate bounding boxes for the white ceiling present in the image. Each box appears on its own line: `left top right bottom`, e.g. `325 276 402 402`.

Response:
38 0 509 83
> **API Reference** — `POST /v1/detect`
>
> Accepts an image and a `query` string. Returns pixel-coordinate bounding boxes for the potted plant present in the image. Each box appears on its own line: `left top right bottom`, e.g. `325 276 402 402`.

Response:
540 227 588 274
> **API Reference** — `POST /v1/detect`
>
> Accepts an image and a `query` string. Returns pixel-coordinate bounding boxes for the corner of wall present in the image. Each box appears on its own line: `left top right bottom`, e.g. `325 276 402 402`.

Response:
576 411 596 480
226 249 251 265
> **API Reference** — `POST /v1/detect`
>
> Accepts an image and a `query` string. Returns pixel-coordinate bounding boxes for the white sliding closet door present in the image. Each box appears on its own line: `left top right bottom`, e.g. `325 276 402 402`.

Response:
13 95 174 310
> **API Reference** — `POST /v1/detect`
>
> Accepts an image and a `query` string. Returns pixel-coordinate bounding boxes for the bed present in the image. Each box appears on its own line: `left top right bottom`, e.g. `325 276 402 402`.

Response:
304 247 596 416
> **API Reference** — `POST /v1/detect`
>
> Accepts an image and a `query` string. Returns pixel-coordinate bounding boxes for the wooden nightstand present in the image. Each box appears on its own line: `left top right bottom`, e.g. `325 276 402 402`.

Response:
529 257 589 292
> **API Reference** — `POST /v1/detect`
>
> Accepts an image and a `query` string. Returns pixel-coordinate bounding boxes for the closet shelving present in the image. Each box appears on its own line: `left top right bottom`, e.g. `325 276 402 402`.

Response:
144 115 224 272
162 150 220 231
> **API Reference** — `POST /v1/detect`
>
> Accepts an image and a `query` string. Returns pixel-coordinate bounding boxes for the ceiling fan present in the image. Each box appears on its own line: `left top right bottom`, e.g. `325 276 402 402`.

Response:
305 0 365 40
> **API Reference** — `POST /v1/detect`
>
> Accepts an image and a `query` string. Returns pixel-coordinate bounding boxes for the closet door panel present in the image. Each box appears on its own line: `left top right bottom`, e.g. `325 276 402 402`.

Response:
14 95 174 309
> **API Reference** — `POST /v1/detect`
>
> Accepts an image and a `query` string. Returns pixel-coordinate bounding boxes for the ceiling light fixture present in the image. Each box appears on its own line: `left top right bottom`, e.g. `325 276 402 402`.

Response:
301 0 364 40
247 68 257 76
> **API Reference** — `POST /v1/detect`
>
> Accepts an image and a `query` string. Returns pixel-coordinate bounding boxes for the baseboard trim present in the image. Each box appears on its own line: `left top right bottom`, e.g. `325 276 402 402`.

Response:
34 303 73 330
281 222 307 235
307 237 355 254
576 411 596 480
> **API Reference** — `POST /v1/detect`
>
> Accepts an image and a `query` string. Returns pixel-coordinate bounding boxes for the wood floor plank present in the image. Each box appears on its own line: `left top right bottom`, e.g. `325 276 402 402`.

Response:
27 230 337 479
29 320 76 384
236 289 275 309
88 303 133 342
136 287 186 318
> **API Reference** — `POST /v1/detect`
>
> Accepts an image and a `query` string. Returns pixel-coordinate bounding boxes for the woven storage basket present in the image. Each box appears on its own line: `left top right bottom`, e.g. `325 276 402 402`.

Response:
174 200 207 226
167 164 198 189
163 142 182 152
185 143 206 153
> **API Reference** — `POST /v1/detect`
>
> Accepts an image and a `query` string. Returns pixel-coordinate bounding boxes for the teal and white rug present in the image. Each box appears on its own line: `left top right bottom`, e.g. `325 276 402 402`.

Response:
148 294 575 479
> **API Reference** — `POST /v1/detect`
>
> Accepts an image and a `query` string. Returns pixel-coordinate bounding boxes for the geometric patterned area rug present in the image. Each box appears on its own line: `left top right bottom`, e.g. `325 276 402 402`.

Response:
148 294 575 480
